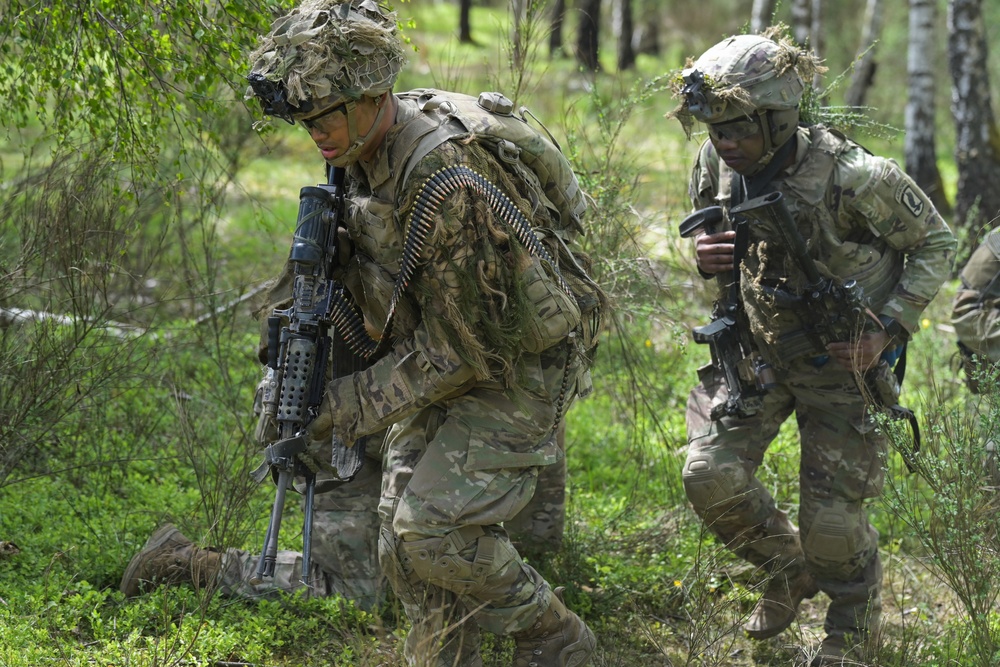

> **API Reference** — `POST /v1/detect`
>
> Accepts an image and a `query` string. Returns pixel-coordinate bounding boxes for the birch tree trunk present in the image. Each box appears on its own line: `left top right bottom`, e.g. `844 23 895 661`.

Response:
845 0 883 108
948 0 1000 233
906 0 950 214
809 0 825 90
751 0 777 33
791 0 811 45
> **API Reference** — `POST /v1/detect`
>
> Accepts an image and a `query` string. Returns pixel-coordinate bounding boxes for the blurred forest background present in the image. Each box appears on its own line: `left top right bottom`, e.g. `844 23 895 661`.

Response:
1 0 1000 665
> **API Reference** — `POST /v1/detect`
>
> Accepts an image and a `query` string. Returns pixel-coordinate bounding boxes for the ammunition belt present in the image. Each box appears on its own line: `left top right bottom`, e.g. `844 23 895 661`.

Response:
328 165 578 427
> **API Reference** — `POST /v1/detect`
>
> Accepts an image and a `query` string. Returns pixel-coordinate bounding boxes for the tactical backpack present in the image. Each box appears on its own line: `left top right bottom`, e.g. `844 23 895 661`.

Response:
389 89 607 356
396 89 586 237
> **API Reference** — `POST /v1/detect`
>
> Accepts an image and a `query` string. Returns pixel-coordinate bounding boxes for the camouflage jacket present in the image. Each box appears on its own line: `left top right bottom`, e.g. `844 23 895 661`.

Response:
690 124 955 362
263 94 591 450
952 227 1000 361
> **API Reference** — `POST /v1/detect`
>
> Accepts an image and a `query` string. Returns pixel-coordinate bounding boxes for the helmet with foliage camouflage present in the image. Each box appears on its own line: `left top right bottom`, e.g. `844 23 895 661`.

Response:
667 27 826 172
246 0 406 122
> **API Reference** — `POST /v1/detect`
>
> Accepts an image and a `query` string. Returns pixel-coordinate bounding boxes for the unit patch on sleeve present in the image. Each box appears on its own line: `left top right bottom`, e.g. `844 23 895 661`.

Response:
896 182 925 219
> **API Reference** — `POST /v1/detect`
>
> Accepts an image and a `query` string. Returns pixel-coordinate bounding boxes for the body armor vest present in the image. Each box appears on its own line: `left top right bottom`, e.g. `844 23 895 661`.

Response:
340 90 598 347
727 127 904 363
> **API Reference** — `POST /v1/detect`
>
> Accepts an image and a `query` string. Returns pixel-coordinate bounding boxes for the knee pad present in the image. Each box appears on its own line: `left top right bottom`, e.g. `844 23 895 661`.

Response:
802 506 874 578
682 452 749 516
399 526 518 596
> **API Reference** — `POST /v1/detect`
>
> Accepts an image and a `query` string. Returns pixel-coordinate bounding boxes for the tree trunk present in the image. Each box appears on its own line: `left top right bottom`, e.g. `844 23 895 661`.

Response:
809 0 825 90
906 0 951 215
845 0 883 108
458 0 475 44
616 0 636 71
791 0 811 45
549 0 567 58
948 0 1000 233
751 0 777 33
576 0 602 72
635 0 661 56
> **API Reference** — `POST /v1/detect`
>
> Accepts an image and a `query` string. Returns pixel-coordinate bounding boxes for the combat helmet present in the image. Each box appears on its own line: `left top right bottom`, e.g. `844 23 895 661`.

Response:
246 0 407 165
668 27 825 174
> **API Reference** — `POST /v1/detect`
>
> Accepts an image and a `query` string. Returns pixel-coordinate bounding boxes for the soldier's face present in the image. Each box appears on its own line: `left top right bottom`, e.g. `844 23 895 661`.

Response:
296 95 383 165
708 117 766 175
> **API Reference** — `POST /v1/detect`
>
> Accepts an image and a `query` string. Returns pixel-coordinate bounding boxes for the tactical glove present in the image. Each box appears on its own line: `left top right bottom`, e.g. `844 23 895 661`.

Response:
252 368 279 447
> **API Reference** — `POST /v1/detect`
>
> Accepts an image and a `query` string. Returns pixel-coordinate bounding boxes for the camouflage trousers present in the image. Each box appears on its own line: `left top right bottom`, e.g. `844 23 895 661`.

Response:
217 432 566 616
377 349 576 666
506 424 566 559
683 358 886 635
217 452 385 611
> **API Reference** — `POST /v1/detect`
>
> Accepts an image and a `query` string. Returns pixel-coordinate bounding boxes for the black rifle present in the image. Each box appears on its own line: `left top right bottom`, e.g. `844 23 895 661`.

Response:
730 191 921 460
680 205 776 420
250 167 366 586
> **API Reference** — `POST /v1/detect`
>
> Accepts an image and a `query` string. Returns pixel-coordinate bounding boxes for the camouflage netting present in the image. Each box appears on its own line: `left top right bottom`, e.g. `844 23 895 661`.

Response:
401 140 538 386
247 0 406 106
666 25 827 139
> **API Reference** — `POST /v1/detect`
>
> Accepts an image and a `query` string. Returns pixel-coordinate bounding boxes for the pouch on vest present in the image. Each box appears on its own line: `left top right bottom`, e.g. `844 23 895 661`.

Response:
544 231 607 352
521 254 582 354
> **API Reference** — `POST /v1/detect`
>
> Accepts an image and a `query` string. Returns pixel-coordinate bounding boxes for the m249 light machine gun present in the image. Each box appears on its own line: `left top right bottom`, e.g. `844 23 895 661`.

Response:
250 168 366 586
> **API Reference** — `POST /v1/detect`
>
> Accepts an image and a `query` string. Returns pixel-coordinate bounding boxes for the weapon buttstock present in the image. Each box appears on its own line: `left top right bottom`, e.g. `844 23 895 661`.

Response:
679 206 724 238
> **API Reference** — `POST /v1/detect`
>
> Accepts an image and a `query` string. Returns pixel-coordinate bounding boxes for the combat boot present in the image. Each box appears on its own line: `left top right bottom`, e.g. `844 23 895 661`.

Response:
811 557 882 666
744 568 820 640
513 587 596 667
810 632 873 666
120 524 222 597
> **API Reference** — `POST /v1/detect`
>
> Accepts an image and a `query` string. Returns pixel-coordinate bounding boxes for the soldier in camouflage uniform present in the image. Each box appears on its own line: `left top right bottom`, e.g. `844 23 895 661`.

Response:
668 30 955 666
242 2 603 665
120 2 568 620
952 227 1000 393
950 227 1000 484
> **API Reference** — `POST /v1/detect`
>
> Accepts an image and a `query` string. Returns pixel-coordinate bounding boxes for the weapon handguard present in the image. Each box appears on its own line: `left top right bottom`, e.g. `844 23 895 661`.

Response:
252 169 367 589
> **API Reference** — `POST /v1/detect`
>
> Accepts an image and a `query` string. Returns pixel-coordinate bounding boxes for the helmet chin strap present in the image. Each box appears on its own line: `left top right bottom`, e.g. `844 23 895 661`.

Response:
743 110 776 177
327 95 389 167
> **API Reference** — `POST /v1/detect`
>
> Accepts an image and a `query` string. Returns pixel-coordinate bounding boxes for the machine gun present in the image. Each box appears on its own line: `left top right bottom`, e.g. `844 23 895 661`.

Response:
680 206 775 420
249 167 366 586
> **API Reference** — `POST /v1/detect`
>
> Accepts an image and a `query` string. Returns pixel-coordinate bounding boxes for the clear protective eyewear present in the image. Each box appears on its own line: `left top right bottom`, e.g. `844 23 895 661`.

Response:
297 100 350 132
707 117 761 143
